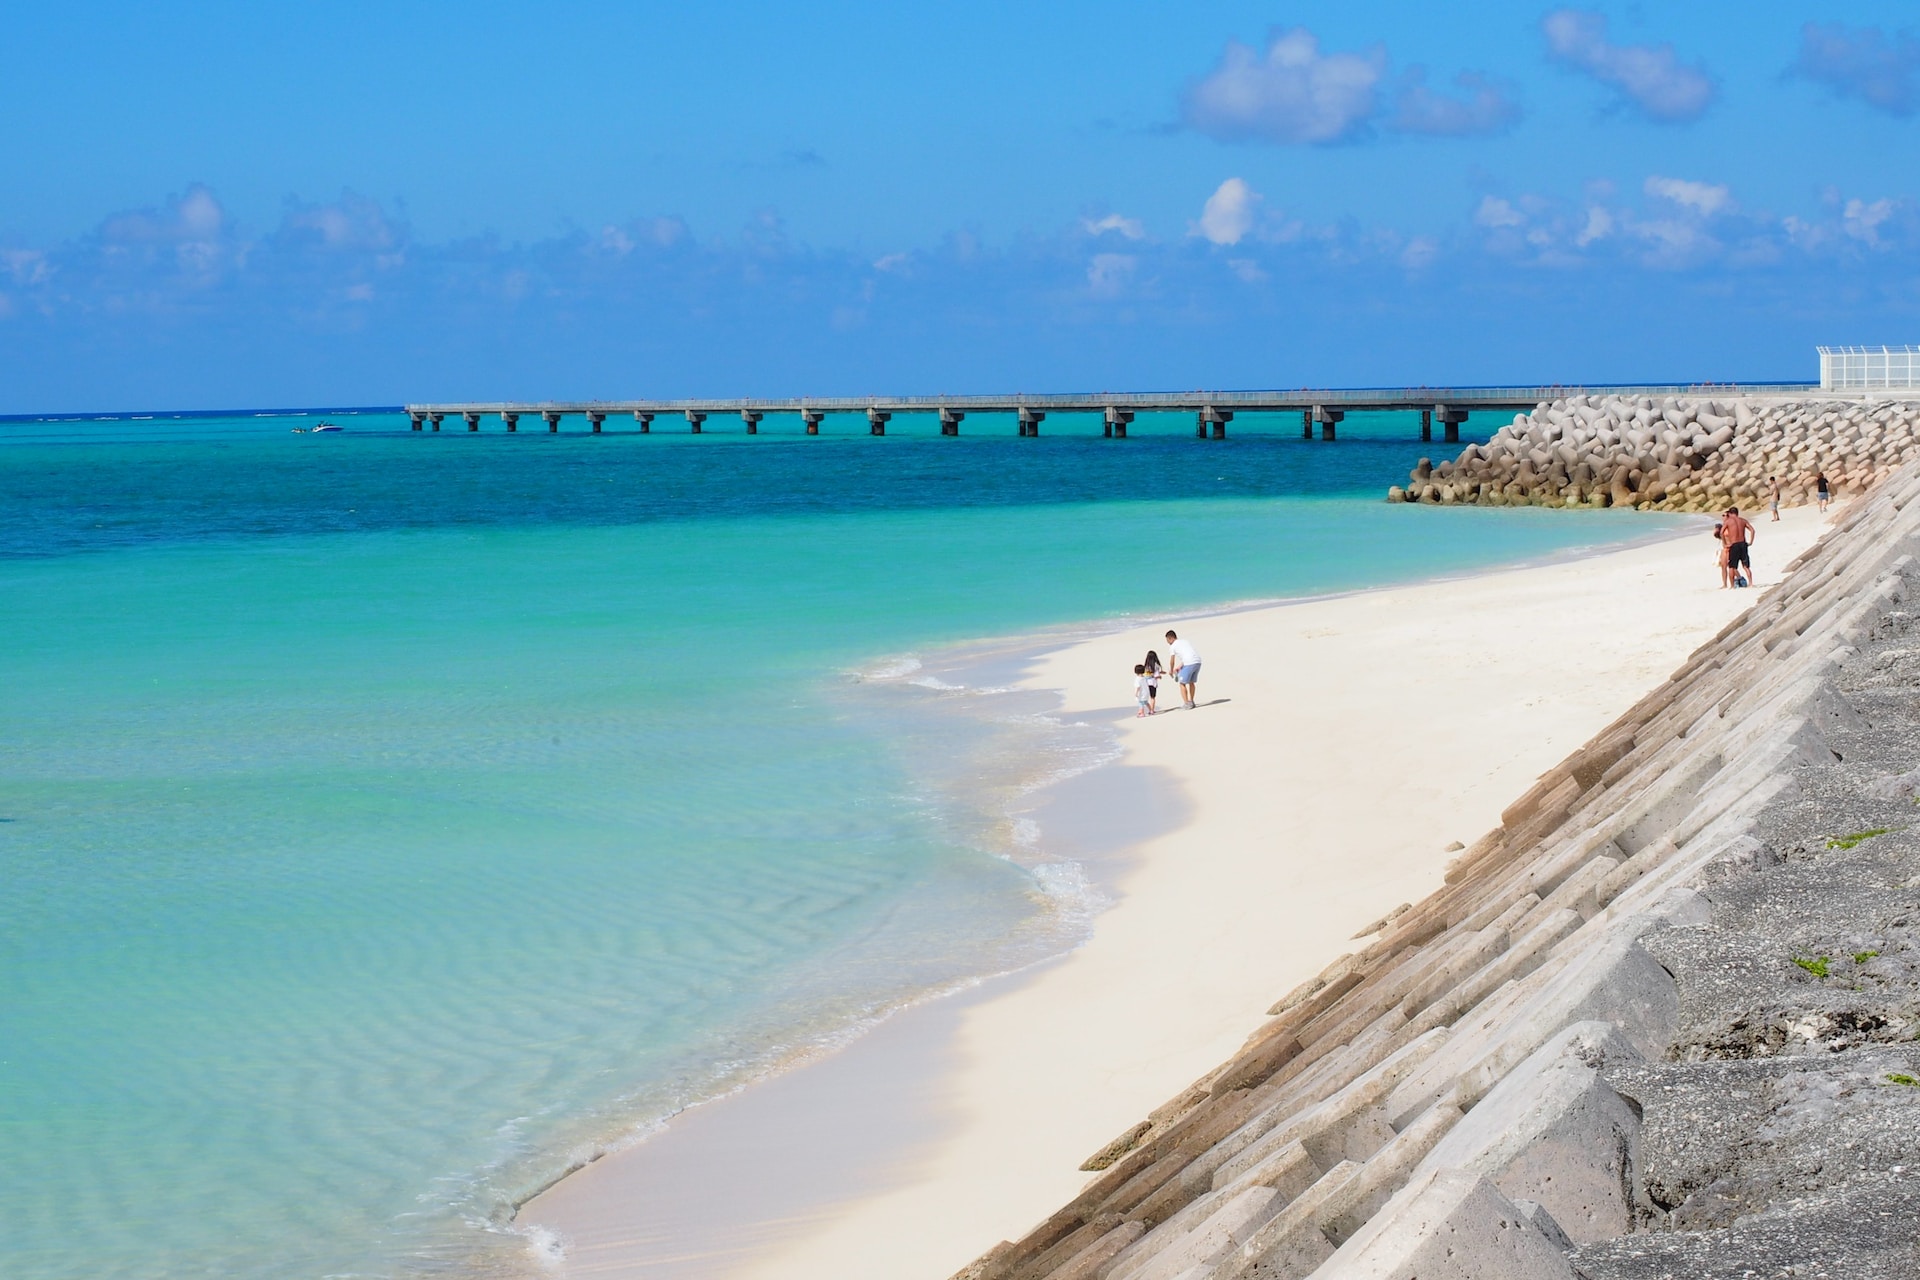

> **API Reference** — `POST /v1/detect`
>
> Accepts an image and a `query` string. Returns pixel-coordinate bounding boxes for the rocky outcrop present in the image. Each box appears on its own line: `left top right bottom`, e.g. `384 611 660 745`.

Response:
956 470 1920 1280
1389 394 1920 511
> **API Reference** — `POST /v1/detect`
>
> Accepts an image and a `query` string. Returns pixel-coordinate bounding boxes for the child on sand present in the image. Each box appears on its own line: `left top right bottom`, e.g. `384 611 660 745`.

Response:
1133 664 1152 718
1143 650 1163 715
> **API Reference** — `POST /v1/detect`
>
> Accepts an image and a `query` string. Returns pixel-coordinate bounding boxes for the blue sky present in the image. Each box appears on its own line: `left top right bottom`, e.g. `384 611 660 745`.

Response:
4 1 1919 411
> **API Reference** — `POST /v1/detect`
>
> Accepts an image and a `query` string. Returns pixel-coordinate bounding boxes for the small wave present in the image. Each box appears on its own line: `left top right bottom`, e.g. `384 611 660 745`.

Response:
1015 741 1125 796
1030 860 1109 933
907 675 966 692
858 655 922 681
515 1223 567 1268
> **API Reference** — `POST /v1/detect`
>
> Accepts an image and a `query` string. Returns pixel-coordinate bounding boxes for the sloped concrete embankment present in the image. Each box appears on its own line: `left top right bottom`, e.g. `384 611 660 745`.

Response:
1390 395 1920 511
957 470 1920 1280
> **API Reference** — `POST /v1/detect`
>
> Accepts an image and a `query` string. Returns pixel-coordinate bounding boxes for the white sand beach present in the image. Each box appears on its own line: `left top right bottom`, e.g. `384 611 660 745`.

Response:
523 506 1829 1279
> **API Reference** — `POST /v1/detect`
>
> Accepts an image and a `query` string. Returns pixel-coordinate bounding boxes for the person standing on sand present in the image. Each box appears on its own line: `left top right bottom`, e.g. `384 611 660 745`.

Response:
1165 629 1201 709
1133 664 1152 718
1712 516 1732 588
1816 473 1831 513
1769 476 1781 522
1143 649 1163 715
1720 506 1756 587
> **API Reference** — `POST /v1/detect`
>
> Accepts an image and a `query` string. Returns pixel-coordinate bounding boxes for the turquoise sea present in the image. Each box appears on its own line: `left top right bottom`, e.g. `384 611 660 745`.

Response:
1 409 1666 1279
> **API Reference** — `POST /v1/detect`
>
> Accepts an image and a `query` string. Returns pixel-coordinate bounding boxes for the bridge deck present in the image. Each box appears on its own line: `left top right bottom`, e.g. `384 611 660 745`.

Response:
406 384 1807 419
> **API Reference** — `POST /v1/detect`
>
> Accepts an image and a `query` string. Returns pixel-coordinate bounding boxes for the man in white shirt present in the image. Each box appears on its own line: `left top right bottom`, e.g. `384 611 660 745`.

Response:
1165 629 1201 710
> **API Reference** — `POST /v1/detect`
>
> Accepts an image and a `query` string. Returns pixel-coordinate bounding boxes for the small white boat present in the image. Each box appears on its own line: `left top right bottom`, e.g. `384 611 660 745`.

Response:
310 422 342 433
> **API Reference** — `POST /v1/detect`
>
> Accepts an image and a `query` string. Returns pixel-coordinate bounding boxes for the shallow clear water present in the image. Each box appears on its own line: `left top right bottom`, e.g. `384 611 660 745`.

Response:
0 411 1671 1278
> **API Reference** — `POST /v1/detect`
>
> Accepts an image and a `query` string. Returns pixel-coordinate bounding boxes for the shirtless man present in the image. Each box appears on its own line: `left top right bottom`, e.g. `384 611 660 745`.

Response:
1719 506 1756 587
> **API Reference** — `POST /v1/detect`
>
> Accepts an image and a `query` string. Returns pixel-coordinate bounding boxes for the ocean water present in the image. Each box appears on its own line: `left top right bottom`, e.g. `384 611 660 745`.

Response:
0 410 1673 1279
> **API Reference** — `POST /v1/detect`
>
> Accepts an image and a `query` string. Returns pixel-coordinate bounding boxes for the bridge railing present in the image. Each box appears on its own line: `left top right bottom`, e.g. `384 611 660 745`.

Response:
407 384 1819 415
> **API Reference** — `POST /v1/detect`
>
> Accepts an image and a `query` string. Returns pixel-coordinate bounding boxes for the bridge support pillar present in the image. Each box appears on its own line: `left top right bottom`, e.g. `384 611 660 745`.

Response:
939 409 963 436
502 413 519 432
1435 404 1468 444
465 412 480 432
1200 407 1232 439
1421 409 1432 442
741 410 761 435
867 409 890 436
409 413 423 431
801 410 822 435
1105 408 1133 439
634 412 652 433
1018 409 1044 437
1303 409 1313 440
1314 406 1343 441
686 411 705 434
544 411 562 433
587 412 604 434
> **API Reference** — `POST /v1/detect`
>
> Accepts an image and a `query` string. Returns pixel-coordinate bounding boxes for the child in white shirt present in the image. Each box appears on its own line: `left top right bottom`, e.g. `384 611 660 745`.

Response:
1133 663 1152 717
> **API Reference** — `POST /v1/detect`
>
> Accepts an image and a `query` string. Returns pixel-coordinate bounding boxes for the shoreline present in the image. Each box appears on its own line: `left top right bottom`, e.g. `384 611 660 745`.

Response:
517 507 1827 1278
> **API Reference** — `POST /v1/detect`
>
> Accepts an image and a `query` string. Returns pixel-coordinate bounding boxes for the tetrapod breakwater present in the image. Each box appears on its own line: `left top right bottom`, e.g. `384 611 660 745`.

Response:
1392 393 1920 511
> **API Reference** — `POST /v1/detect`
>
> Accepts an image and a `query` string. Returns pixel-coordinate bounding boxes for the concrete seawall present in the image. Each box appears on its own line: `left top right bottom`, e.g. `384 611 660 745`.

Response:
958 470 1920 1279
1391 394 1920 511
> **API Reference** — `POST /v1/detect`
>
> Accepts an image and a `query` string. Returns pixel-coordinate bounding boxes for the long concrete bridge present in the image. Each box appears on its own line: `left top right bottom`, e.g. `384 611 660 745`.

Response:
403 384 1808 443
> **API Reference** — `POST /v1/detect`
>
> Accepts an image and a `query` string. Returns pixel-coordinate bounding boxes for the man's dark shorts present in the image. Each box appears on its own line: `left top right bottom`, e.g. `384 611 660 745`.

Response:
1728 541 1751 570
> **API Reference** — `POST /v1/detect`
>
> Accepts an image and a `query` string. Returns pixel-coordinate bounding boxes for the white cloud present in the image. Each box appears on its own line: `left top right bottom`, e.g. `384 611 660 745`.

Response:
1630 217 1716 266
1474 196 1525 228
2 249 51 286
872 252 911 273
1195 178 1260 245
1226 257 1267 283
100 184 228 247
1086 252 1137 296
1795 24 1920 117
1391 70 1521 136
95 184 236 283
1844 197 1895 244
1400 236 1439 269
1182 28 1518 145
1542 10 1714 122
1645 176 1730 216
1082 213 1146 240
281 197 399 252
1577 206 1614 246
1182 29 1383 145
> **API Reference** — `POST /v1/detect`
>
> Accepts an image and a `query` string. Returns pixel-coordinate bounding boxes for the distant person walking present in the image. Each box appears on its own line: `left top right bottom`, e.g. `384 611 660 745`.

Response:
1768 476 1781 522
1165 629 1201 709
1816 473 1831 514
1142 649 1163 715
1720 506 1756 587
